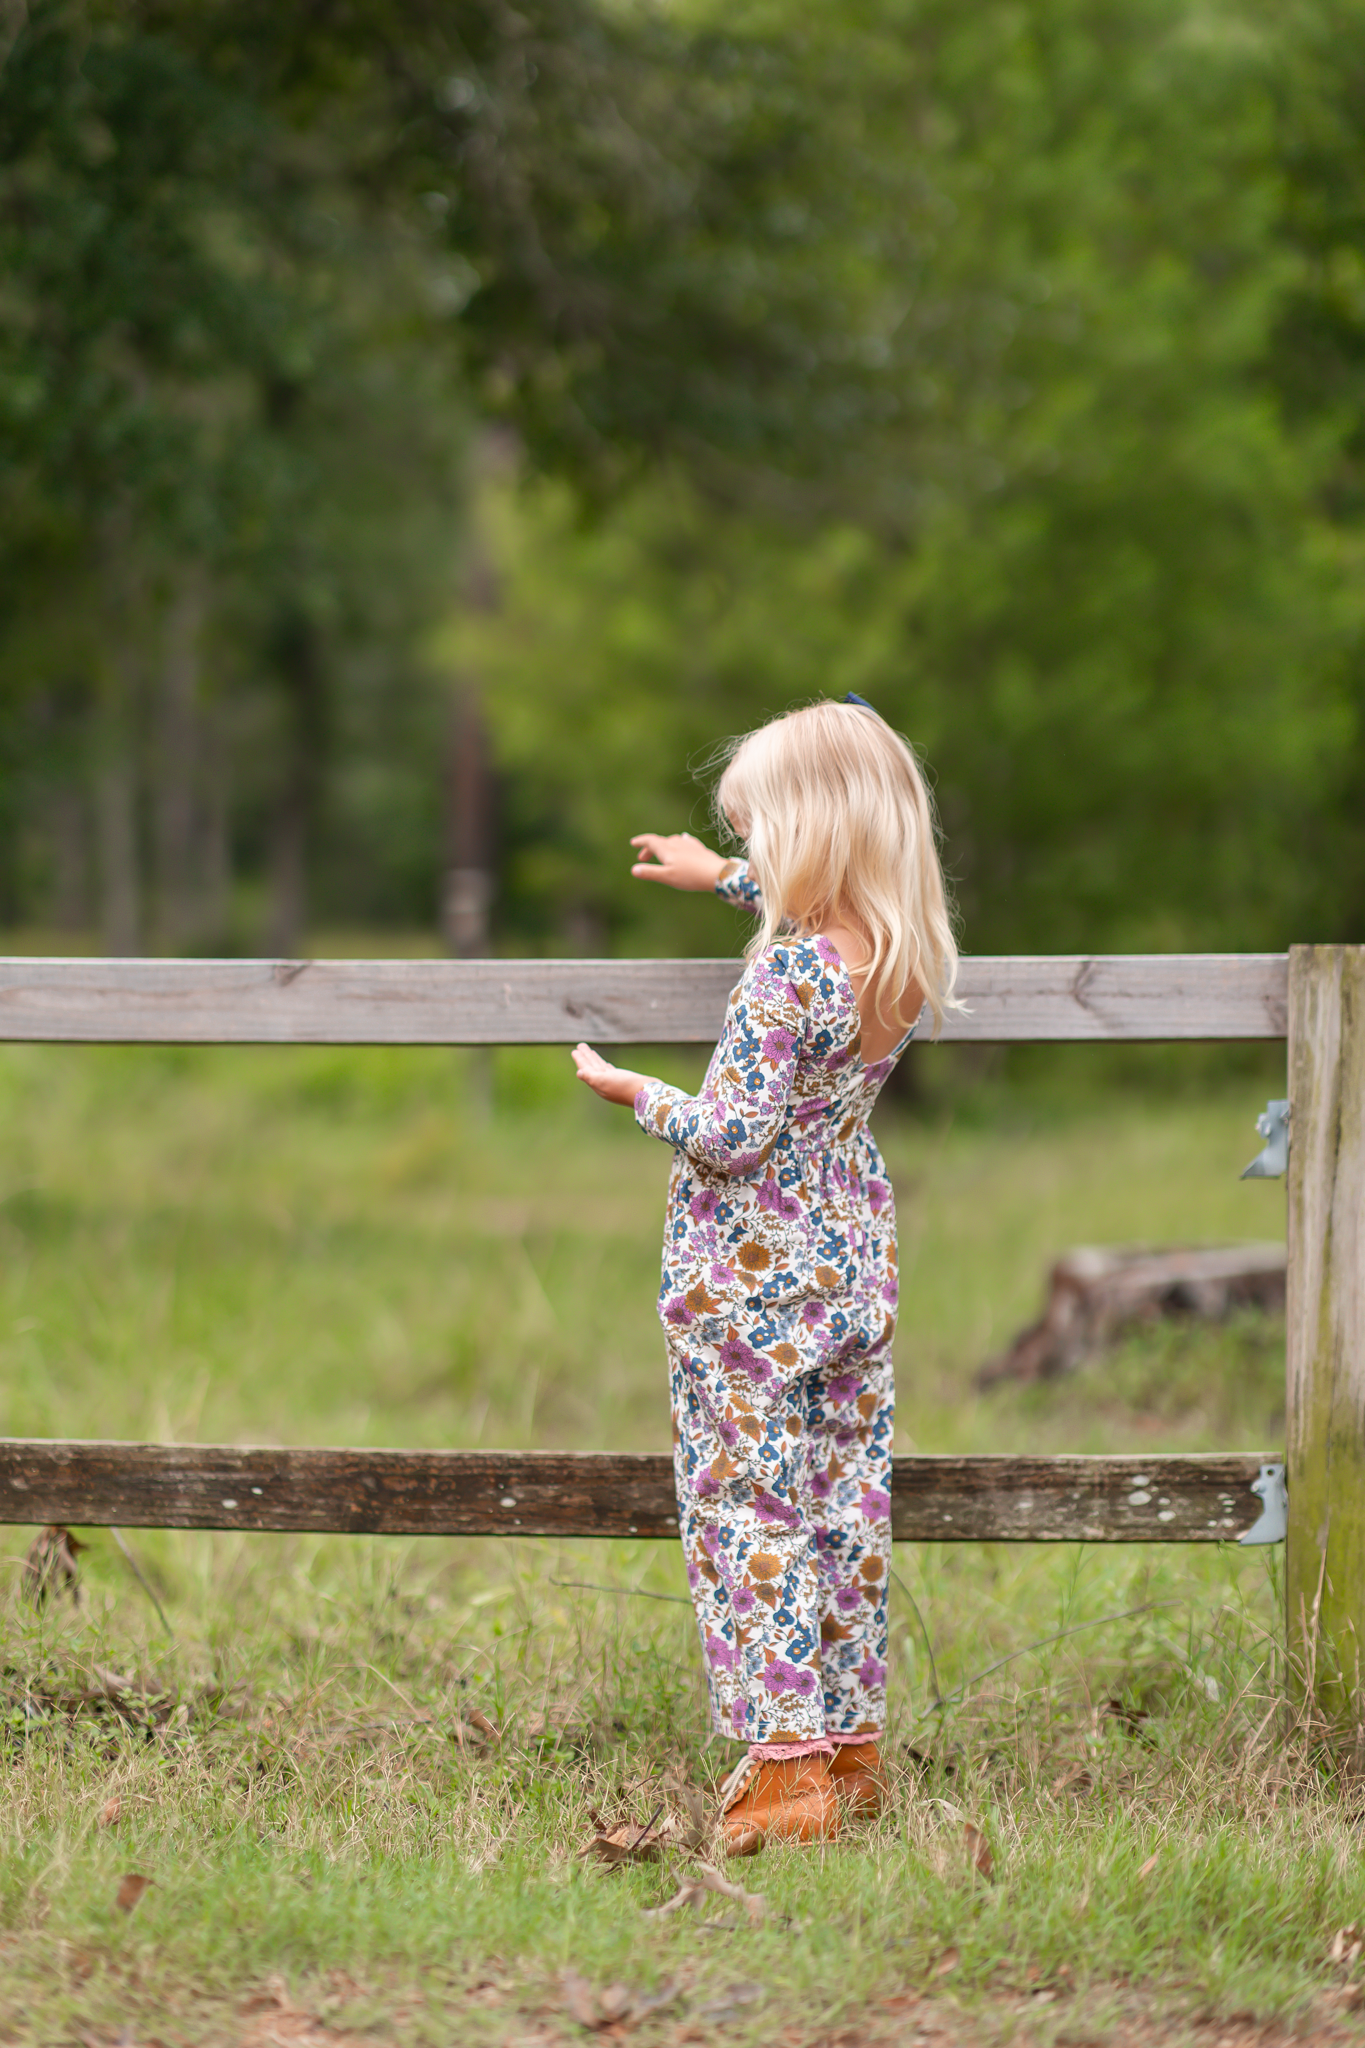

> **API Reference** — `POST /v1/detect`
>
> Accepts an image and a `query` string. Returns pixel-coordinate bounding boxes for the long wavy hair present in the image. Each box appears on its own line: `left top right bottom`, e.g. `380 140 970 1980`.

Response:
714 700 960 1035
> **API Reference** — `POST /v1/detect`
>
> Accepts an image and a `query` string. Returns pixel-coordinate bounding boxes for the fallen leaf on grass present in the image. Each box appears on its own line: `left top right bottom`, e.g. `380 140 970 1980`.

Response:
25 1524 85 1607
933 1948 960 1978
964 1821 994 1880
1050 1762 1095 1797
238 1976 394 2046
687 1983 762 2026
1099 1698 1151 1737
115 1873 153 1913
98 1796 122 1829
451 1712 498 1752
663 1772 712 1850
558 1970 680 2032
1022 1961 1074 1995
522 1711 599 1757
643 1862 766 1926
905 1745 957 1779
1330 1984 1365 2011
581 1805 680 1867
1136 1850 1160 1881
1330 1925 1364 1970
560 1974 602 2030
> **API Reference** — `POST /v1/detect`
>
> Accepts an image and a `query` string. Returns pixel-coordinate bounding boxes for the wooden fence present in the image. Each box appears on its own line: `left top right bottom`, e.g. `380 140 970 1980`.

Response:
0 946 1359 1725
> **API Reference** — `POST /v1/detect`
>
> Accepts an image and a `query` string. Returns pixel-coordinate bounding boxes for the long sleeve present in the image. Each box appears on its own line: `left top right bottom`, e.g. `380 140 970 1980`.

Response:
634 947 805 1175
714 857 764 914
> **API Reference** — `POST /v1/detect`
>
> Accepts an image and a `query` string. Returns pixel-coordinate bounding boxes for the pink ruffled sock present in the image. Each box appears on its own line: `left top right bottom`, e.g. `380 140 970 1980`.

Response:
748 1736 835 1762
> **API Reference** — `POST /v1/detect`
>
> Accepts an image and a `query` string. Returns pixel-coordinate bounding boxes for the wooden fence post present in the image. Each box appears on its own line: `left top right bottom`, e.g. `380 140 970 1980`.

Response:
1286 944 1365 1752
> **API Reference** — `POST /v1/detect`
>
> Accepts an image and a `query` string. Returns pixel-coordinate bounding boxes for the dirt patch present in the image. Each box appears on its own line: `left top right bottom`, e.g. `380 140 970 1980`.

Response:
817 1987 1365 2048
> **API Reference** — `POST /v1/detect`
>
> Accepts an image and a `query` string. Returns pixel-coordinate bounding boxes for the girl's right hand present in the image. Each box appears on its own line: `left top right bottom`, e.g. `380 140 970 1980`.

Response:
630 832 729 893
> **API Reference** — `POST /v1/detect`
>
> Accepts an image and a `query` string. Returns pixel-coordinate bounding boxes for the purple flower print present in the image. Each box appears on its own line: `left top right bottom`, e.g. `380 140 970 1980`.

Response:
753 1490 801 1529
732 1586 757 1618
857 1655 887 1690
690 1188 723 1223
710 1261 737 1289
695 1470 720 1500
801 1301 827 1326
759 1486 807 1531
719 1333 773 1385
792 1095 831 1124
859 1486 891 1521
827 1372 860 1408
868 1178 890 1216
760 1024 796 1064
731 1699 748 1733
663 1295 693 1329
716 1415 741 1451
755 1176 801 1220
761 1659 819 1697
706 1633 740 1672
881 1280 898 1306
835 1584 864 1613
810 1468 833 1502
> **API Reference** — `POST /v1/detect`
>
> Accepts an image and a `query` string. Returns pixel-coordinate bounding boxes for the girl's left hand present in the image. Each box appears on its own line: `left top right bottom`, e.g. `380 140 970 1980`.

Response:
572 1042 648 1107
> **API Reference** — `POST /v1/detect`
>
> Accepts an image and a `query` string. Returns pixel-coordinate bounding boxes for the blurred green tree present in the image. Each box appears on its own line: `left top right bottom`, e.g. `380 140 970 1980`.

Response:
2 0 1364 957
455 0 1359 956
0 0 465 949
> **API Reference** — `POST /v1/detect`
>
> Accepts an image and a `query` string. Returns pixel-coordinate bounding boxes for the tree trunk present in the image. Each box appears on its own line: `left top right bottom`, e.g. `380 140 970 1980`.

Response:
95 745 139 957
199 703 231 949
266 611 324 960
443 686 493 958
154 572 204 952
49 782 89 933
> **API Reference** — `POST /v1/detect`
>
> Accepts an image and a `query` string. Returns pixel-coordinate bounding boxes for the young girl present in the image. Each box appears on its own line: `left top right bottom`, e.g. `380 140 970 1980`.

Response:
571 699 958 1855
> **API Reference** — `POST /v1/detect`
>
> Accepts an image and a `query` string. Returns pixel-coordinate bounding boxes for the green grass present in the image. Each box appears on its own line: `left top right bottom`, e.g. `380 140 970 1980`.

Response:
2 1038 1358 2046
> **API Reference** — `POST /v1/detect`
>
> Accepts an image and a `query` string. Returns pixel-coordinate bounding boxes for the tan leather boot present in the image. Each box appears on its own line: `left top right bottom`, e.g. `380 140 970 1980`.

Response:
827 1739 888 1817
719 1753 841 1857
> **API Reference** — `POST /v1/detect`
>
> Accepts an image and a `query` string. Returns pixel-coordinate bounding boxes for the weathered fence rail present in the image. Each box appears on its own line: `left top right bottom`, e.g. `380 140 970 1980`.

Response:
0 951 1288 1043
2 945 1361 1738
0 1442 1275 1544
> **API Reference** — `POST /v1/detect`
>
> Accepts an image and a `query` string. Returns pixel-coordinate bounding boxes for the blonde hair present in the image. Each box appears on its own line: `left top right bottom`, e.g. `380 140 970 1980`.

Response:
714 700 960 1035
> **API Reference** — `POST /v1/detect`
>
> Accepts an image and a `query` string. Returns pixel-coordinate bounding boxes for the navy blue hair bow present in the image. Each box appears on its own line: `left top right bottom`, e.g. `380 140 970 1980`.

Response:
844 692 878 714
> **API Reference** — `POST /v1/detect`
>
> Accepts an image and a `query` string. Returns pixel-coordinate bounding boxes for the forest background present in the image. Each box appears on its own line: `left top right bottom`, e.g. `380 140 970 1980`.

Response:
4 0 1365 965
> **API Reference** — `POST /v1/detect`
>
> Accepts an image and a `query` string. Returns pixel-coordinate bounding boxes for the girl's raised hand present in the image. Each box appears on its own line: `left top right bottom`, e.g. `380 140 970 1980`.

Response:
630 832 728 893
571 1042 647 1107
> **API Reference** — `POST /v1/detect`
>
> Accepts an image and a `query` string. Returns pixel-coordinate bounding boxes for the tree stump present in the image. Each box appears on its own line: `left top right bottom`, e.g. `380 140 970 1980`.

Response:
977 1243 1286 1388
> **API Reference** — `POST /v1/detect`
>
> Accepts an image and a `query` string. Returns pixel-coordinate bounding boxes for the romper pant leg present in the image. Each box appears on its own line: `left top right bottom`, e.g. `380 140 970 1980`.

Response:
805 1327 895 1737
669 1335 825 1745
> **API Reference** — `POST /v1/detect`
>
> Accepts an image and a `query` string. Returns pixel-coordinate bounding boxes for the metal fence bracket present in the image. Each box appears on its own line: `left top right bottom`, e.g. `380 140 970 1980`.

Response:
1237 1461 1287 1544
1241 1099 1290 1180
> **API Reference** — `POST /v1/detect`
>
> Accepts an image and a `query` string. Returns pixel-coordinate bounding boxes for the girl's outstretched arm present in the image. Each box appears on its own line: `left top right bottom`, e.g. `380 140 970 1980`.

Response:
629 832 726 891
630 833 764 911
572 1043 648 1106
633 947 802 1175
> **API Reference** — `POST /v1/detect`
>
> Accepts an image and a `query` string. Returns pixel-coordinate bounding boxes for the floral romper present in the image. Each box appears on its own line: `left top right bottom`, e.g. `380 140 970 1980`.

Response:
633 861 915 1745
